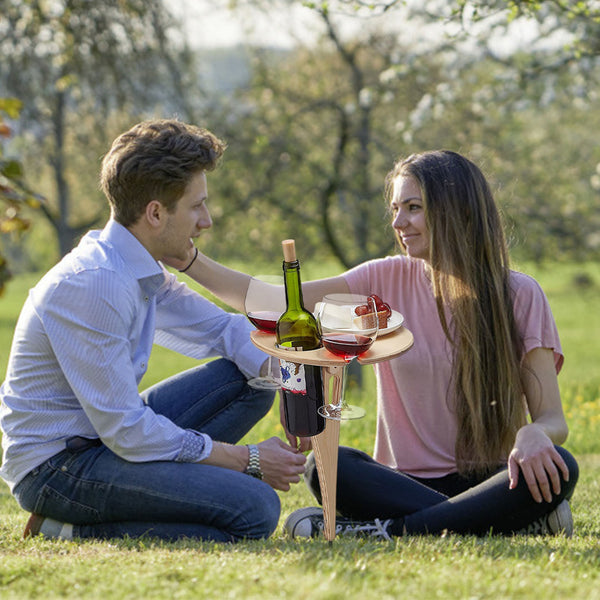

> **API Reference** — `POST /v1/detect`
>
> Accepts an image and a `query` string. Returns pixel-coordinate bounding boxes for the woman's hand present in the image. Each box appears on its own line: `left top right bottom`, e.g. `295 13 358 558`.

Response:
511 347 570 503
508 423 570 503
279 392 312 453
160 245 198 272
256 436 307 491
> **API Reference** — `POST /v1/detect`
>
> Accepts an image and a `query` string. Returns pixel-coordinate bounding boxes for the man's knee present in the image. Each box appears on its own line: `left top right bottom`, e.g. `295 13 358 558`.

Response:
247 387 276 416
241 484 281 540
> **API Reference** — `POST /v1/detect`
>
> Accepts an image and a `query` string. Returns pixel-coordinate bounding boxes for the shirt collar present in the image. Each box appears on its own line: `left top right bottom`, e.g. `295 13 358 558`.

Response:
99 219 165 296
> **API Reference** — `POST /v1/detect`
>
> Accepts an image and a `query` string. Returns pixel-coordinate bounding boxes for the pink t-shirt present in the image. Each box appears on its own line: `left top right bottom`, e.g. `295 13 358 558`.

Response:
344 255 563 478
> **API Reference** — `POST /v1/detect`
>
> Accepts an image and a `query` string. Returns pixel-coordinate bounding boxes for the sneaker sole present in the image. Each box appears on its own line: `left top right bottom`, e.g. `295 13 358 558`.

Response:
548 500 574 537
283 507 324 538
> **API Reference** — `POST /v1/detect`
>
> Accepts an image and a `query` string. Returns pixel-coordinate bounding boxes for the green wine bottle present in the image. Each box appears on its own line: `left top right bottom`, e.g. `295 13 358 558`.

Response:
276 239 325 437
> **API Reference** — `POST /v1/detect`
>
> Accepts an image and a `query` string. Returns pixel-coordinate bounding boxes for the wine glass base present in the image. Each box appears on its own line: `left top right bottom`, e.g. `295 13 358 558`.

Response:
318 404 365 421
247 377 281 390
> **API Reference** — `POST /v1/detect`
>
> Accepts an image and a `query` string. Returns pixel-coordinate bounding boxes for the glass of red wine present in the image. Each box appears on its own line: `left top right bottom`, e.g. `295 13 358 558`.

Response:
316 293 379 420
245 275 285 390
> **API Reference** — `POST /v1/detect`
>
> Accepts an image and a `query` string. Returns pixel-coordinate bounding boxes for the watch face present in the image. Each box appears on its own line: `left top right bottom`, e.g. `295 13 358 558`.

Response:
247 467 263 480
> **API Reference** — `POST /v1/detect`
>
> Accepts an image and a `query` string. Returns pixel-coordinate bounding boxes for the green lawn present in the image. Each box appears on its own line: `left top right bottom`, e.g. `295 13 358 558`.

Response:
0 262 599 599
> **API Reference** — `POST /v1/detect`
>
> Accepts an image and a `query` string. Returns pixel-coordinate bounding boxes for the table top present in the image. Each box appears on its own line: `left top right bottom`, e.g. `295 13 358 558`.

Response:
250 327 413 367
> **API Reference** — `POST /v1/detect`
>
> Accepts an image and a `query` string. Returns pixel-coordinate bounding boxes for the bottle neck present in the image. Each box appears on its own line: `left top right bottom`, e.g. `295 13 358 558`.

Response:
282 260 304 311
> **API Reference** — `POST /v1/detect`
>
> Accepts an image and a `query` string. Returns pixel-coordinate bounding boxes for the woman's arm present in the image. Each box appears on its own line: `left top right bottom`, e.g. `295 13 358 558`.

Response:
302 277 351 311
183 251 252 313
163 247 350 313
507 347 570 503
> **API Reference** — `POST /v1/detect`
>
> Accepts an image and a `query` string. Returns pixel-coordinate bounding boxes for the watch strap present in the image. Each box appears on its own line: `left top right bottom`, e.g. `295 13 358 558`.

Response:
245 444 263 479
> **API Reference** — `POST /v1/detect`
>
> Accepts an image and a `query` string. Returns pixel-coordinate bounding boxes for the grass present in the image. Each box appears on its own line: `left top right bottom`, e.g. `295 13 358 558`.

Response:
1 261 599 599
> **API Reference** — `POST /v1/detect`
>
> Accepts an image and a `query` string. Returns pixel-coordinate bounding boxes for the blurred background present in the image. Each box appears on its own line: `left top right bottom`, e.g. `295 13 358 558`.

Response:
1 0 600 283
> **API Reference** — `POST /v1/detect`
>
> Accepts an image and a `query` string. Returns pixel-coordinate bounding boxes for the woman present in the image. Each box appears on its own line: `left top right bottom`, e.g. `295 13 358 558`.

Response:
175 150 578 538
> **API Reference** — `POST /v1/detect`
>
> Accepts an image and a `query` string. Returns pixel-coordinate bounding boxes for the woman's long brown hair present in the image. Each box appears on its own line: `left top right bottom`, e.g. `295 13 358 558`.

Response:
386 150 526 476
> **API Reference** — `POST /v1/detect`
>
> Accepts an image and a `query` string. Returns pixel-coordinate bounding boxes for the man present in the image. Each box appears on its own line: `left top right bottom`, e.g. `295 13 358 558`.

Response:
0 119 305 542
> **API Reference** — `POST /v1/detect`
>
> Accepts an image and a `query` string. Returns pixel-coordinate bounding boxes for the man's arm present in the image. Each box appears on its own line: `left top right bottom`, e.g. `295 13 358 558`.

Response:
201 438 306 492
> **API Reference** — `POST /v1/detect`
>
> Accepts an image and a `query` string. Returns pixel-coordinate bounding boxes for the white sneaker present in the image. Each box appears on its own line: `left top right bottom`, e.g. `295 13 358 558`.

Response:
283 507 392 541
517 500 573 537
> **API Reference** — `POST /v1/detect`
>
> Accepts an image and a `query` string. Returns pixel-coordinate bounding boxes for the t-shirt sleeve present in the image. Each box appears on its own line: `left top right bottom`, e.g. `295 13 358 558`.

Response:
511 272 564 373
343 255 405 298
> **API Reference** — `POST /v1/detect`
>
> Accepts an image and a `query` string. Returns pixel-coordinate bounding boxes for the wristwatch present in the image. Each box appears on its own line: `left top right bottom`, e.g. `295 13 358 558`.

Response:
245 444 263 480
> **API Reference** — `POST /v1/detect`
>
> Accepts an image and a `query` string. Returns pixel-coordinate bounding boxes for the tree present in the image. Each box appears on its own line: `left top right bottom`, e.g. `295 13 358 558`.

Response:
0 97 44 293
0 0 195 258
204 9 455 267
206 0 600 265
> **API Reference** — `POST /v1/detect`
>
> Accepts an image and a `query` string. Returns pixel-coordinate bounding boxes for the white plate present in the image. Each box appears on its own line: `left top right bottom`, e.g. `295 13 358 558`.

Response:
378 310 404 336
315 302 404 337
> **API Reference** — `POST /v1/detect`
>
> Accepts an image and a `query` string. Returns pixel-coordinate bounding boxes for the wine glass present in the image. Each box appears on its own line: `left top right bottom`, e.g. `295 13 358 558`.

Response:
316 293 379 420
245 275 285 390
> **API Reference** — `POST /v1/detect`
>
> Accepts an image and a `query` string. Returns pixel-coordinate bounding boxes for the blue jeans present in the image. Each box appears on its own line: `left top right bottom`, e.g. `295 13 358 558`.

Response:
14 359 278 542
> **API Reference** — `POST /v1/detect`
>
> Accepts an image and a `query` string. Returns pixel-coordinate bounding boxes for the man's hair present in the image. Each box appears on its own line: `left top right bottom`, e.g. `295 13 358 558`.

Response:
100 119 226 226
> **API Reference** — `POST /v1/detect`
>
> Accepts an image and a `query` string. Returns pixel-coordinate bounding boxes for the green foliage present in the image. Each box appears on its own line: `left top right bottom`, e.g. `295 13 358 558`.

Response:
0 0 195 258
3 0 600 271
191 2 600 267
0 97 45 294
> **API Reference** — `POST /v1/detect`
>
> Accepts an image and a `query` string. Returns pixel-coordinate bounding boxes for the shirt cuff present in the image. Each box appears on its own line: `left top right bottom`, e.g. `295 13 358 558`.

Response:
176 430 213 463
234 333 272 379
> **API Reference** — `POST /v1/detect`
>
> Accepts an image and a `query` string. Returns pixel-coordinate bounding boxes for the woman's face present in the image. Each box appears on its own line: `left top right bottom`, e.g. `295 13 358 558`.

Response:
390 175 430 261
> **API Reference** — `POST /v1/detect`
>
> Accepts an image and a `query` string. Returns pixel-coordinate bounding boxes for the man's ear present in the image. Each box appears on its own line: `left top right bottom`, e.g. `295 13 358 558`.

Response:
145 200 165 228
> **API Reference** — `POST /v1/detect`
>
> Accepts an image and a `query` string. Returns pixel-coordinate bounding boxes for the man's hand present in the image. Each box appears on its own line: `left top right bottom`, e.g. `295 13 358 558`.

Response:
278 392 312 453
256 436 306 491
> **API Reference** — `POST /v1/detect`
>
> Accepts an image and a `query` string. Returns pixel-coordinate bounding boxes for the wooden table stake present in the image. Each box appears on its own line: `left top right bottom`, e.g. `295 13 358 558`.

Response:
250 327 413 541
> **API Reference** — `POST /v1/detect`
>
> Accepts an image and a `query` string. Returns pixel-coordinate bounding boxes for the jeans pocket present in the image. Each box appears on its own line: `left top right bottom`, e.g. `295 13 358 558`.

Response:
13 464 48 513
17 449 103 524
34 482 102 524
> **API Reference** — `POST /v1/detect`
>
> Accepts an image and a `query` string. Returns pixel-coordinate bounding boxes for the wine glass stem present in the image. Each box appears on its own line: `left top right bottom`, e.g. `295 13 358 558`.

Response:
336 361 352 410
268 355 278 383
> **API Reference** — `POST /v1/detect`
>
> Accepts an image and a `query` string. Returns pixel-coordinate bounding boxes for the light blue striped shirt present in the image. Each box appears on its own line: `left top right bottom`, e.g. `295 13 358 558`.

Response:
0 219 266 491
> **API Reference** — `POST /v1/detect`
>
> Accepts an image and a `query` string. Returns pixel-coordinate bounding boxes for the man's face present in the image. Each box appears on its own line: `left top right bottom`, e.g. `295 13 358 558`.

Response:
158 171 212 261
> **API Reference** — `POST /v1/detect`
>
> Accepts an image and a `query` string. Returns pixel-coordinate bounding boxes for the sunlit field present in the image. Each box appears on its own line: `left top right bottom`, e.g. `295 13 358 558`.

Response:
1 261 599 599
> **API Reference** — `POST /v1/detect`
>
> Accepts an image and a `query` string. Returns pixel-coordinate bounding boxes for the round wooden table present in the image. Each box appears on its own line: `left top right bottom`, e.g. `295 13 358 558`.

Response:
251 326 413 541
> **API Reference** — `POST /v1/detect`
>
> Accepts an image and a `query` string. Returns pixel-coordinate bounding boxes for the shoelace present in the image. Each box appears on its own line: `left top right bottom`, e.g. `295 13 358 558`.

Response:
337 518 393 541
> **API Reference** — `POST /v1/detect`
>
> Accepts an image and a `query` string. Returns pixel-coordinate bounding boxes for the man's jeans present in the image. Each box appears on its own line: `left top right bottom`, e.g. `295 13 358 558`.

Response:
14 359 278 542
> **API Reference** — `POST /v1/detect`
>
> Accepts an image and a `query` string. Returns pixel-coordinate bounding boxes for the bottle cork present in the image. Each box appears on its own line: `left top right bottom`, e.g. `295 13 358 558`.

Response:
282 239 297 262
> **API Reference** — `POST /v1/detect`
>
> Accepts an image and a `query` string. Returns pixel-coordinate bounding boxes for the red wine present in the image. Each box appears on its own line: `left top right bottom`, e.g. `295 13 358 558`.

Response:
279 358 325 437
276 239 325 437
247 310 281 333
322 333 373 359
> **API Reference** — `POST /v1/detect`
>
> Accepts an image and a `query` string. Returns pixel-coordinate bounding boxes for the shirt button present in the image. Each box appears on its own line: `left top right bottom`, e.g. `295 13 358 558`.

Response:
61 466 68 472
144 296 149 303
141 362 146 369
